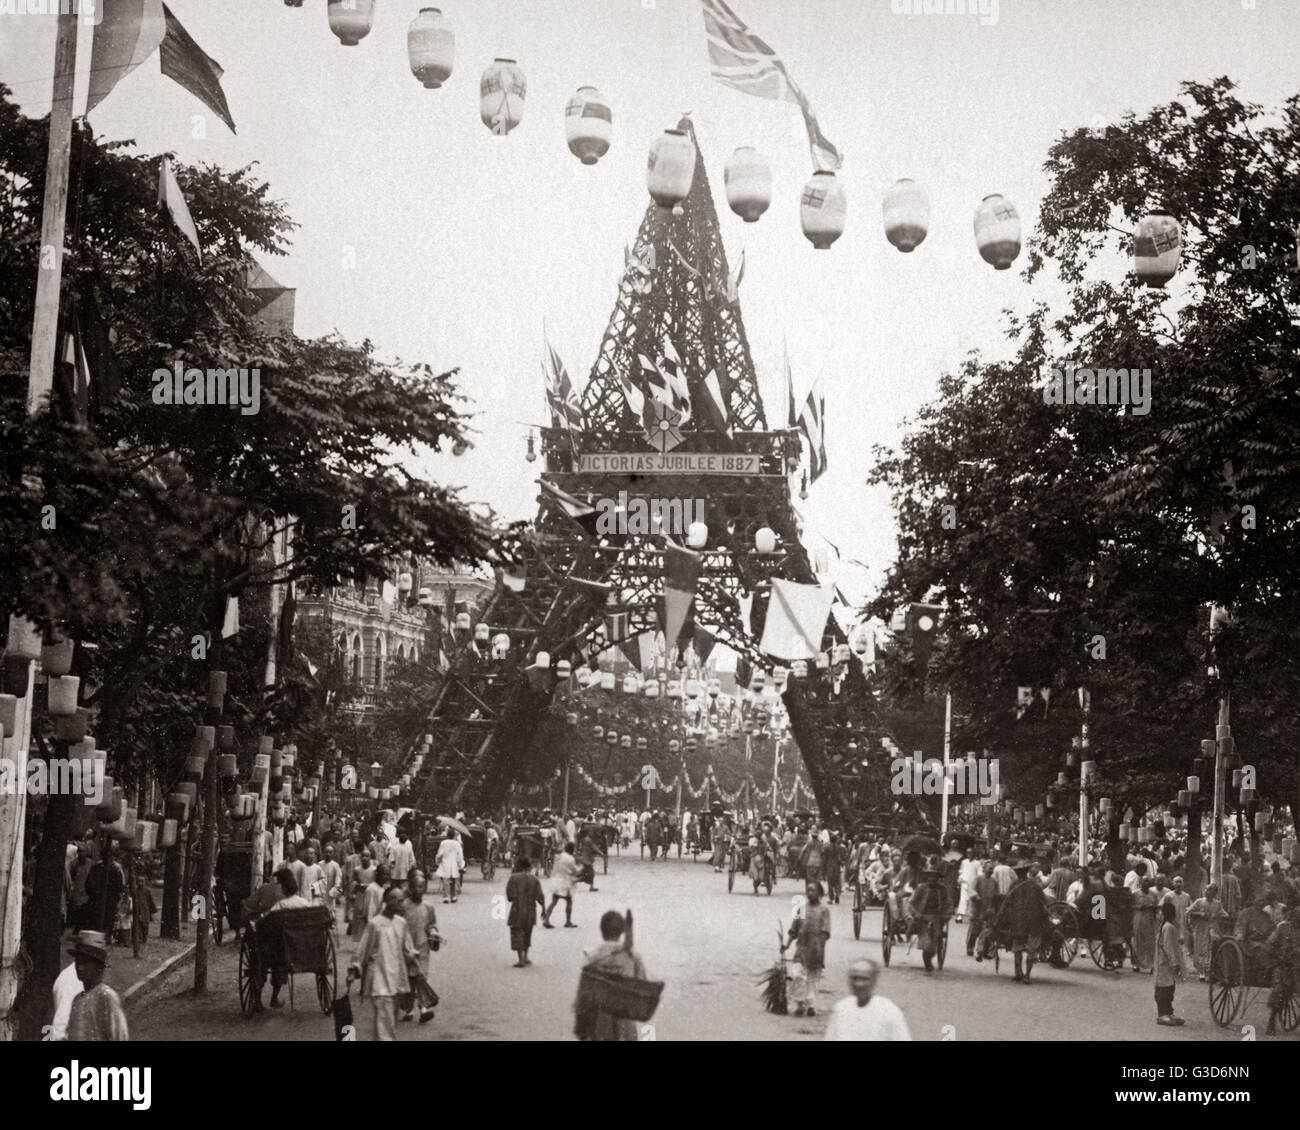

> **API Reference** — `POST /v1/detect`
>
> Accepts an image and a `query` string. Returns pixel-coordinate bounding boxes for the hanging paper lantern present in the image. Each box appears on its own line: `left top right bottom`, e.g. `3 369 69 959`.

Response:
668 739 680 753
1231 769 1243 789
328 0 374 46
754 527 777 555
684 736 698 754
6 616 41 660
1187 775 1200 794
1134 208 1181 288
800 171 846 249
607 730 619 745
648 128 695 209
593 726 604 739
599 670 616 691
686 521 708 549
791 659 808 678
707 678 721 698
724 146 771 222
1254 811 1266 833
565 712 578 727
666 680 682 699
685 679 702 699
620 734 632 749
565 86 612 165
1098 796 1111 813
832 644 851 665
474 621 490 643
417 586 435 606
644 681 660 699
408 7 454 88
636 736 648 751
40 637 75 676
882 178 929 253
622 674 639 694
454 611 471 632
575 665 592 687
480 59 526 135
556 659 572 680
492 633 510 660
974 194 1021 270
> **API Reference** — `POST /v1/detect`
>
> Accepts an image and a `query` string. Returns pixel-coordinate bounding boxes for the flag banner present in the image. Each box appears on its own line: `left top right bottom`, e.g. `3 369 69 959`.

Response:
76 291 124 411
87 0 166 116
544 338 584 436
604 607 631 644
160 4 236 133
700 368 732 438
659 587 695 651
693 624 717 666
663 541 703 591
221 595 240 639
726 247 745 305
571 576 614 608
539 479 600 536
62 330 91 418
618 631 654 672
277 582 297 674
734 655 753 694
737 591 754 637
157 157 202 259
797 375 828 483
700 0 843 172
759 579 835 660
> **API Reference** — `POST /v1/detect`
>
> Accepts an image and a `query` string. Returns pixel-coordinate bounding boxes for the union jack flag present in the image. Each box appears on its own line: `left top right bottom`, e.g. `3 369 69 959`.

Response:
797 374 827 484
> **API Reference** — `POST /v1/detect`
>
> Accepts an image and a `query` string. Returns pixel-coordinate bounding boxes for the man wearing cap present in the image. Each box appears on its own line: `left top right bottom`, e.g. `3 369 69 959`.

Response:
824 958 911 1041
994 860 1051 984
348 887 419 1040
65 932 129 1041
910 858 953 973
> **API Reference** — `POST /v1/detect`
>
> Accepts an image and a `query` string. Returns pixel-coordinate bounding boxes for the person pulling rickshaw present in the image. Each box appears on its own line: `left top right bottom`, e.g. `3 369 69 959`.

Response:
747 823 780 896
909 858 954 973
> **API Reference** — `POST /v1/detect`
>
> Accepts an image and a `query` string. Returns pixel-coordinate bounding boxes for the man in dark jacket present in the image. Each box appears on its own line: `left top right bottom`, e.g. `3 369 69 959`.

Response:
995 861 1050 983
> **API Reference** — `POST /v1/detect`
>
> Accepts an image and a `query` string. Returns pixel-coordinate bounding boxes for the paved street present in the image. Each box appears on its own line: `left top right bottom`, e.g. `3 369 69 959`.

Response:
130 851 1300 1042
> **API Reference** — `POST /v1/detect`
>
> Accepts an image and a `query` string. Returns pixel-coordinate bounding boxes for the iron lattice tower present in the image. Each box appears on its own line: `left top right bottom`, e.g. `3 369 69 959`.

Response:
405 122 883 821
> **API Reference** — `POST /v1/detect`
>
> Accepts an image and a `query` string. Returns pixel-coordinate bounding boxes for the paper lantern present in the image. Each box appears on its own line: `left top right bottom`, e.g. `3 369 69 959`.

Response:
668 739 680 753
397 571 414 595
686 679 702 699
686 521 708 549
882 178 929 252
1056 771 1068 786
218 754 237 778
534 651 551 670
1098 797 1111 813
1134 209 1181 288
328 0 374 45
566 712 578 726
620 735 632 749
40 637 74 676
648 128 695 208
754 526 777 554
566 86 612 165
492 633 510 660
1254 812 1266 833
160 818 178 848
707 678 721 698
791 660 808 678
1177 789 1191 808
815 652 830 669
455 611 471 632
1119 822 1131 840
644 681 660 699
556 659 572 679
636 736 648 751
593 725 604 739
684 736 698 753
417 587 435 606
47 675 79 716
1240 787 1255 804
475 621 490 643
666 680 682 699
6 616 41 660
606 730 619 745
480 59 526 135
800 171 846 249
1187 775 1200 794
1231 769 1243 789
408 7 454 88
974 194 1021 270
1035 804 1045 819
599 671 616 691
724 146 771 222
622 674 639 694
206 670 227 708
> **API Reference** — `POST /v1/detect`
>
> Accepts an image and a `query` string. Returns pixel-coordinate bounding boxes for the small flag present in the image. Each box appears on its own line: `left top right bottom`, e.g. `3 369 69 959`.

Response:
61 330 91 419
700 369 732 438
157 157 201 259
86 0 167 117
693 624 717 666
221 595 240 639
539 479 600 537
701 0 842 172
797 374 827 483
604 607 631 644
160 4 237 133
544 336 584 437
304 654 319 679
725 247 745 305
759 579 835 660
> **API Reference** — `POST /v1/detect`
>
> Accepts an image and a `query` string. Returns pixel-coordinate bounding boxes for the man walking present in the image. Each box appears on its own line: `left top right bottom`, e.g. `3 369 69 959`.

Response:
506 855 546 967
66 932 129 1041
574 909 648 1041
824 958 911 1041
995 861 1050 984
543 842 579 929
389 829 417 887
784 880 831 1017
348 888 419 1041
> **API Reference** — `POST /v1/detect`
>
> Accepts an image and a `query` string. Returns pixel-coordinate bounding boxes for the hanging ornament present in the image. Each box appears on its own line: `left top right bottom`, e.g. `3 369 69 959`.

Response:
648 128 696 209
328 0 374 46
525 432 537 462
800 170 846 249
1134 208 1181 288
882 178 929 252
974 194 1021 270
724 147 771 222
566 86 612 165
480 59 526 135
408 7 454 88
754 527 777 554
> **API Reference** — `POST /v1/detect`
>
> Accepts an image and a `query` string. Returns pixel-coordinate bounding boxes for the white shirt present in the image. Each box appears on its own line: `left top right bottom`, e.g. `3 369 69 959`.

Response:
389 840 416 881
51 962 84 1041
824 994 912 1041
992 864 1017 895
1065 879 1084 906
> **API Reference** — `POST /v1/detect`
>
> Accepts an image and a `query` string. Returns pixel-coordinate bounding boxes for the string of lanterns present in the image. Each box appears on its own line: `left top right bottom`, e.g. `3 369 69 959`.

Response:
294 4 1182 280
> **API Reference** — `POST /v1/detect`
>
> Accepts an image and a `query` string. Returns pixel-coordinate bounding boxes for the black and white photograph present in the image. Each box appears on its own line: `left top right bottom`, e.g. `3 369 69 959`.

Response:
0 0 1297 1100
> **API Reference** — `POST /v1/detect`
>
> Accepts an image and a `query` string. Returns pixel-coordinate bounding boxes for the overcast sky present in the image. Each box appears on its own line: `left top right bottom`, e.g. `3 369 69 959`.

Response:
2 0 1295 604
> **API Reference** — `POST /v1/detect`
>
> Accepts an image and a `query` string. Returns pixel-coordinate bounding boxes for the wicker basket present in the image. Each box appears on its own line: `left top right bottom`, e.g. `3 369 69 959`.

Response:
577 967 664 1022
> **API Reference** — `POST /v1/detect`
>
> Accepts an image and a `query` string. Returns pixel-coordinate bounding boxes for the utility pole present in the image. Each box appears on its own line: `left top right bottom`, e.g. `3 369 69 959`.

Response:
1213 693 1231 889
1 9 78 1041
941 690 952 837
1078 687 1091 868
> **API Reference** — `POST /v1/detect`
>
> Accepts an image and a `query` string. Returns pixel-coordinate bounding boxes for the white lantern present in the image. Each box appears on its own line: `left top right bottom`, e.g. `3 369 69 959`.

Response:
575 666 592 687
754 527 777 555
599 671 616 691
686 679 702 699
47 676 79 716
687 521 708 549
455 611 471 632
724 146 771 222
41 637 74 676
620 734 632 749
6 616 41 660
480 59 526 135
397 571 413 594
644 681 660 699
707 678 721 698
417 587 435 606
492 633 510 660
1134 209 1181 288
666 680 682 699
622 674 639 694
648 128 696 209
800 171 846 249
1187 775 1200 794
533 651 551 670
328 0 374 46
566 86 612 165
556 659 572 680
474 621 490 643
882 178 929 252
974 194 1021 270
408 7 454 89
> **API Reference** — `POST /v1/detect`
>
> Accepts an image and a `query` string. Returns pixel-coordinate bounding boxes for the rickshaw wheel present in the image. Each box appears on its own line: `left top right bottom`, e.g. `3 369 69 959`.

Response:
1048 902 1080 967
1208 938 1244 1028
213 886 225 946
317 932 337 1015
852 882 863 940
1086 938 1112 970
938 920 948 969
1279 987 1300 1032
881 901 893 966
238 931 260 1016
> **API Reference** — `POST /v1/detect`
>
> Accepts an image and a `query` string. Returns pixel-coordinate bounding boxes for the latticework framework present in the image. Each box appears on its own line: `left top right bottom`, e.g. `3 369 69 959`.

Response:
404 121 881 821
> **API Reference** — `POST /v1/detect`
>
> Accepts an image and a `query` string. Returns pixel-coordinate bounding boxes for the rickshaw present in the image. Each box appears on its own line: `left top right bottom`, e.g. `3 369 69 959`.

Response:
983 899 1080 973
727 833 776 895
578 822 613 876
881 889 950 969
508 825 553 877
463 825 501 880
238 904 337 1017
1207 934 1300 1030
848 825 895 940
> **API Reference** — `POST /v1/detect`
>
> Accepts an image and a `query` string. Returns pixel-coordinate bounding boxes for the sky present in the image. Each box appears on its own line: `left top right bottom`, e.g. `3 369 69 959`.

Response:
2 0 1296 607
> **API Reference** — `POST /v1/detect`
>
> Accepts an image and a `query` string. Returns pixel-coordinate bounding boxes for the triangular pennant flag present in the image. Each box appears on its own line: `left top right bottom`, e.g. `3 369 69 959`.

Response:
572 576 614 608
86 0 167 116
663 541 703 591
157 157 201 259
303 654 318 679
159 4 236 133
539 479 600 537
726 247 745 305
221 595 240 638
759 579 835 660
660 586 695 653
692 624 717 667
737 591 754 637
700 369 732 439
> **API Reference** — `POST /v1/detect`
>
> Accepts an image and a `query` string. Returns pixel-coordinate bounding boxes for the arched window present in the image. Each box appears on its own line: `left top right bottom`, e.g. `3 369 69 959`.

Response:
376 634 387 688
351 633 363 685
